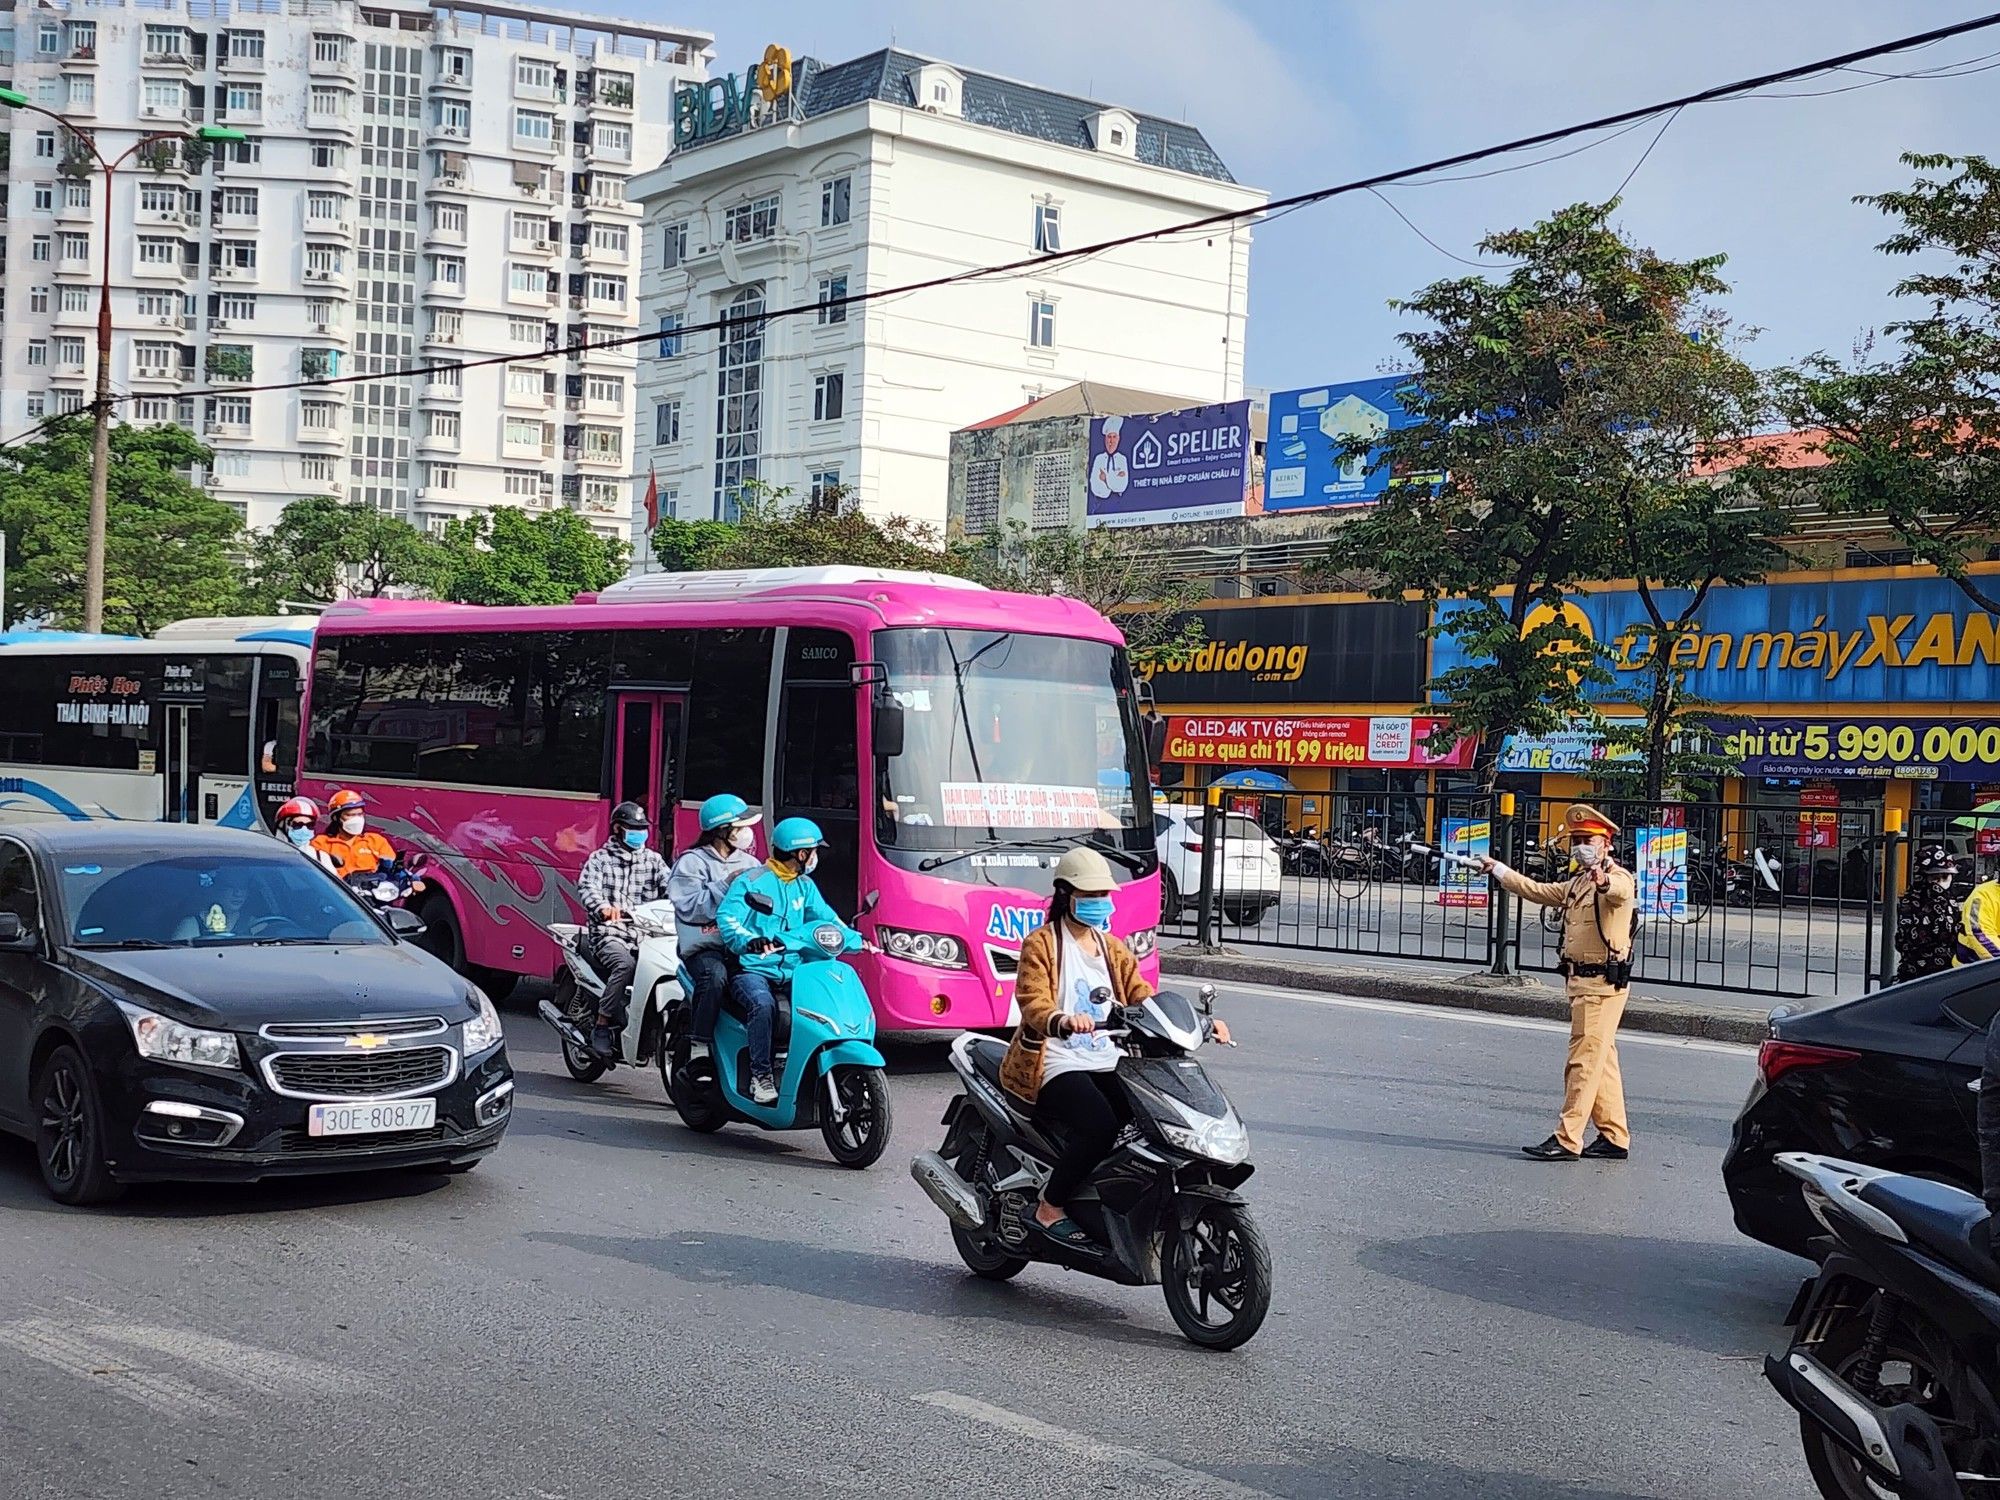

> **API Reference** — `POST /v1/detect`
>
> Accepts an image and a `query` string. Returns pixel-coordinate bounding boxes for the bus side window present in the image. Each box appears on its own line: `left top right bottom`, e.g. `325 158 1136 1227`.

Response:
683 629 774 802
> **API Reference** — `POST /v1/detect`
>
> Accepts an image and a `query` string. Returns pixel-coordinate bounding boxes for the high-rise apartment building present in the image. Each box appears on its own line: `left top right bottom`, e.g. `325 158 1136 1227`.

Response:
0 0 709 537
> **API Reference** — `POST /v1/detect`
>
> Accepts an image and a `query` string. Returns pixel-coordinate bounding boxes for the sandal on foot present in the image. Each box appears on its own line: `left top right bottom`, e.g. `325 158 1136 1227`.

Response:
1035 1215 1096 1250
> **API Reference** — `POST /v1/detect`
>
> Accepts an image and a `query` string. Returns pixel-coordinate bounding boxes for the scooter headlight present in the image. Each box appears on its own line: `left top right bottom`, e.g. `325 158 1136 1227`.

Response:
1158 1117 1250 1166
875 926 968 970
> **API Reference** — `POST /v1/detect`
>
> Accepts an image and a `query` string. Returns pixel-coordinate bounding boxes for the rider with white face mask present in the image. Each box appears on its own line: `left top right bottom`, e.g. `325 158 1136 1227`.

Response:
668 793 763 1058
314 789 401 879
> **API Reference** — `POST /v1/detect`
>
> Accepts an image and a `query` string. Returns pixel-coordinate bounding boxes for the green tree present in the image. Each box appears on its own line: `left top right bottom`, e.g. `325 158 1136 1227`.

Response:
651 514 740 572
434 506 628 606
246 495 442 607
953 522 1206 665
1780 153 2000 610
1323 200 1744 782
0 419 248 634
704 481 954 572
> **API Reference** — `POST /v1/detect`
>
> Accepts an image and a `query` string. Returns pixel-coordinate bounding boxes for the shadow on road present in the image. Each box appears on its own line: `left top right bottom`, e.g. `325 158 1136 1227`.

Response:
1357 1228 1800 1355
1221 1439 1670 1500
528 1228 1192 1349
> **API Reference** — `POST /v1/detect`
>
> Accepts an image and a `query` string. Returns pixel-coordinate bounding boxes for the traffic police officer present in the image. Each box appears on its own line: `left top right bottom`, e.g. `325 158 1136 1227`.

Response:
1480 804 1635 1162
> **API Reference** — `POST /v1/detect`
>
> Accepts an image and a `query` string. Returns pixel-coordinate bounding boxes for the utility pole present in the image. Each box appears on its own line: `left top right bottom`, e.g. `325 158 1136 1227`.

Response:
0 90 242 632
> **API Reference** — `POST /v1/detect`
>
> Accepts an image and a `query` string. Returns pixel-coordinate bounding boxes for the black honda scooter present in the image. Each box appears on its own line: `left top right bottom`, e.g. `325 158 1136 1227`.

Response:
1764 1147 2000 1499
910 985 1271 1349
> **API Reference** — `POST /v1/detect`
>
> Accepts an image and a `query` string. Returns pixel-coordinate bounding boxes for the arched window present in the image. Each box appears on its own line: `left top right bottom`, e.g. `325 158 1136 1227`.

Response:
713 285 764 521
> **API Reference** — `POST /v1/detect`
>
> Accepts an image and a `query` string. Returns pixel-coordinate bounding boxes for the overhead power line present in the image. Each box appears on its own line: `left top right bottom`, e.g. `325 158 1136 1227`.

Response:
6 8 2000 450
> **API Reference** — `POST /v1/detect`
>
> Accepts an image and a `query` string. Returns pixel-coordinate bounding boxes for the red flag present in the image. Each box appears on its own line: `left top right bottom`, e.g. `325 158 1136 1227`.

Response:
642 468 659 531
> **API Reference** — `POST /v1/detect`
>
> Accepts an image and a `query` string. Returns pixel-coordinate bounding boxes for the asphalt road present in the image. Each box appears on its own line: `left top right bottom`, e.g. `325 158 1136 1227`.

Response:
0 982 1818 1500
1168 871 1878 998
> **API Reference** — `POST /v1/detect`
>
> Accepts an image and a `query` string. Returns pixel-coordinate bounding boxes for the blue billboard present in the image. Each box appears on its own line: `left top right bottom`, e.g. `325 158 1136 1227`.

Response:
1263 375 1422 513
1432 574 2000 706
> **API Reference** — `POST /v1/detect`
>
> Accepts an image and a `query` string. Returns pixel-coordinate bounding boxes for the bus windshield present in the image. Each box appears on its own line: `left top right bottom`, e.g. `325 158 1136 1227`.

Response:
874 627 1153 868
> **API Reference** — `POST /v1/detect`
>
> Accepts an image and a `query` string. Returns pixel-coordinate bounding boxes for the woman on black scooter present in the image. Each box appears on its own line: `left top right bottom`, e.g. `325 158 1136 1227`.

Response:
999 847 1232 1249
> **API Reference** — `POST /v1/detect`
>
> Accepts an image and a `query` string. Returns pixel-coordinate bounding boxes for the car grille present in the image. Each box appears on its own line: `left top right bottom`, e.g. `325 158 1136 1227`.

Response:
266 1047 454 1099
277 1123 454 1154
261 1017 445 1041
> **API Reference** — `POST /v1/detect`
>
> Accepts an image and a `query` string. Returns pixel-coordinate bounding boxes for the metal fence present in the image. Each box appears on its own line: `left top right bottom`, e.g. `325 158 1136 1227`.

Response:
1155 786 1899 1000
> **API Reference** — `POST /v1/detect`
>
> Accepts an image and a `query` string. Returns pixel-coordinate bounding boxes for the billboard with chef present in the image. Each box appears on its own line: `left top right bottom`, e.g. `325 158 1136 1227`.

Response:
1085 400 1251 528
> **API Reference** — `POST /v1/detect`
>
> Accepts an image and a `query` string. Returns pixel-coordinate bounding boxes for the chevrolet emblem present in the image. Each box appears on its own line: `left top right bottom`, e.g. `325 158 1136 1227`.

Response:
345 1032 389 1051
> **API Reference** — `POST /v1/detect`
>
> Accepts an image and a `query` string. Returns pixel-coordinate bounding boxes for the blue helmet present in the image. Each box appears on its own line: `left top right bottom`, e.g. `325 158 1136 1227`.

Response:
698 793 760 833
771 816 826 854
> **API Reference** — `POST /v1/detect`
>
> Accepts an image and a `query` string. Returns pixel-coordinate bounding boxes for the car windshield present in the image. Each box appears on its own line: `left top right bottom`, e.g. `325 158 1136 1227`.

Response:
56 851 387 949
875 627 1153 852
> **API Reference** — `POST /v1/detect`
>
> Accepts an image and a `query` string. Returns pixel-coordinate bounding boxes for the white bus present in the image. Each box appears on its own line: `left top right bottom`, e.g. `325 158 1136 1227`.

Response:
0 618 312 830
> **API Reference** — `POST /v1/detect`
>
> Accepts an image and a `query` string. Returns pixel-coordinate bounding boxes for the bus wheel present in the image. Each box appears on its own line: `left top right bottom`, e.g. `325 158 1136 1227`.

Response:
469 968 519 1003
412 894 464 971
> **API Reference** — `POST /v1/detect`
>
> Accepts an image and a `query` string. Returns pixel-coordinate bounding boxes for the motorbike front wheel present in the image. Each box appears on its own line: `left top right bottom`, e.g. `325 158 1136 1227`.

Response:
820 1065 892 1168
554 971 608 1083
1163 1193 1271 1350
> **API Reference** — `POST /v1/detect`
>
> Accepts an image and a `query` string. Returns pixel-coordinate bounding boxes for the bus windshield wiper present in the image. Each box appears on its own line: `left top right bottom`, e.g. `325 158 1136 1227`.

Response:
918 837 1072 873
1082 829 1148 874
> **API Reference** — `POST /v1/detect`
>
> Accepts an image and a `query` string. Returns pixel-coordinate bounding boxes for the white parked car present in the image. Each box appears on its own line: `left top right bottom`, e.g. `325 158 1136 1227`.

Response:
1154 805 1283 925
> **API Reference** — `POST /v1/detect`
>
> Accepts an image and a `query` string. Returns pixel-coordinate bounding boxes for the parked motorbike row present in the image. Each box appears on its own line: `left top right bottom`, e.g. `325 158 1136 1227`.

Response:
1765 1113 2000 1498
533 894 1271 1350
1279 825 1438 884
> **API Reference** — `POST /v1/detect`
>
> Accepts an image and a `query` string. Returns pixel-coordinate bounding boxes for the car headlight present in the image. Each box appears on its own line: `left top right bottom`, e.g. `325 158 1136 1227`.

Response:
115 1001 240 1073
1158 1117 1250 1166
462 991 504 1055
876 926 969 970
1127 926 1158 959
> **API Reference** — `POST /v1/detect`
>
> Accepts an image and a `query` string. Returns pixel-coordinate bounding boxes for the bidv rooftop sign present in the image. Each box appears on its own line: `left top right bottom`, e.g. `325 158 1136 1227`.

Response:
673 44 801 149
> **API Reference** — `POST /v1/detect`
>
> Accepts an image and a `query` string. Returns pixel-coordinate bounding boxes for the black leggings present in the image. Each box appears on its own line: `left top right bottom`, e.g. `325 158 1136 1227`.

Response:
1036 1070 1121 1209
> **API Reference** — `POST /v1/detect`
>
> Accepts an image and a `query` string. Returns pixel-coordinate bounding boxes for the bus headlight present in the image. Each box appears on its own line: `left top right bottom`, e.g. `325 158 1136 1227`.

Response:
877 927 969 971
1128 926 1158 959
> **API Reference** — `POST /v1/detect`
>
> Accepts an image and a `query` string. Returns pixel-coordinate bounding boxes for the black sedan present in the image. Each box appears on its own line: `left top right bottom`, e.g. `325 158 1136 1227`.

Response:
0 823 513 1205
1723 962 1991 1259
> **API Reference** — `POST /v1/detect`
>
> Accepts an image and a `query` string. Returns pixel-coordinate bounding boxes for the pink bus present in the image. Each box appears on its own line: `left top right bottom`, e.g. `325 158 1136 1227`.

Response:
300 567 1162 1028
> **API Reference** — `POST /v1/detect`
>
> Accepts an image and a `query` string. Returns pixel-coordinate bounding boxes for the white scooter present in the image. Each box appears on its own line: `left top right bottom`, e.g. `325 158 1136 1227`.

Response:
538 900 686 1084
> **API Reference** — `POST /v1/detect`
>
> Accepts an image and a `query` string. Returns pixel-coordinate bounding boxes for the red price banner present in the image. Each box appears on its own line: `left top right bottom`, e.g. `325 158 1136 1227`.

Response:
1164 714 1470 770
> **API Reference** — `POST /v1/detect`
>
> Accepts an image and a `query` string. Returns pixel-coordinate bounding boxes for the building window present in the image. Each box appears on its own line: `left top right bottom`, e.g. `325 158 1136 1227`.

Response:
308 86 348 118
56 392 88 415
1031 452 1074 530
713 286 765 521
207 396 252 427
583 427 622 463
590 222 628 256
36 23 57 57
514 109 554 147
58 232 90 263
135 236 177 266
586 273 626 307
507 366 545 400
428 410 460 442
963 460 1002 532
31 236 51 263
25 394 46 420
431 309 463 343
425 361 460 392
585 374 624 409
28 288 49 314
64 76 96 109
810 468 842 506
438 48 470 83
26 341 47 368
32 185 53 213
220 186 258 218
61 183 90 214
1029 298 1057 348
309 192 346 224
133 397 172 423
435 99 470 136
311 143 346 171
213 451 251 477
215 240 258 272
816 273 849 326
134 341 176 377
1034 202 1062 254
509 262 546 297
301 456 337 484
932 81 949 104
313 34 349 67
54 336 86 367
503 469 540 498
505 416 549 451
723 194 780 244
516 58 554 93
657 312 683 358
820 175 851 228
226 29 265 61
33 131 55 160
300 400 338 432
593 122 632 159
430 255 465 288
306 245 342 275
655 399 681 445
510 211 550 245
220 137 262 166
62 287 95 314
215 293 258 322
509 317 545 345
135 290 174 318
224 83 263 117
812 371 844 423
592 175 629 206
661 220 688 269
426 463 457 491
139 183 181 215
143 79 186 113
1108 126 1126 147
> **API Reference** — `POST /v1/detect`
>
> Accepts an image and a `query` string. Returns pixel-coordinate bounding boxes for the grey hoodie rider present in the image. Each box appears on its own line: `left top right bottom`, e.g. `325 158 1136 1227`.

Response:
668 842 762 955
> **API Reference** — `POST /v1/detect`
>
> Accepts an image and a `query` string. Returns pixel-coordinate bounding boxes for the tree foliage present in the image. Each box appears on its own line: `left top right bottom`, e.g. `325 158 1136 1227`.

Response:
245 495 441 608
434 506 628 606
1323 200 1771 784
1778 153 2000 610
0 420 247 634
954 522 1206 664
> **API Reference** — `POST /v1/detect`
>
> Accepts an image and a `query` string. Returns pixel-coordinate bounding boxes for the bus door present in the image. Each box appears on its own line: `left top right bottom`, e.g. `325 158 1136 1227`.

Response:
161 703 202 823
774 629 860 920
611 693 688 852
252 653 302 830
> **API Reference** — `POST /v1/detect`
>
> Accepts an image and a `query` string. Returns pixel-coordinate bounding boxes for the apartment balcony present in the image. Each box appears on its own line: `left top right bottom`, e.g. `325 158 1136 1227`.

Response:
214 208 260 232
55 254 97 280
297 421 347 449
309 48 358 82
52 351 89 376
304 213 353 239
142 48 194 73
512 133 559 157
206 416 253 440
428 119 472 146
508 285 557 309
511 174 554 204
54 302 97 328
502 436 555 462
582 193 642 219
416 428 462 454
425 276 467 301
302 264 350 289
511 234 559 261
145 313 188 334
573 444 624 470
54 198 94 224
431 157 472 194
218 51 265 75
425 220 467 248
61 90 100 120
423 324 463 349
129 363 186 388
431 68 473 94
505 385 555 412
62 40 99 67
138 100 190 126
136 200 185 228
211 262 260 284
588 86 635 117
420 377 463 402
306 318 353 343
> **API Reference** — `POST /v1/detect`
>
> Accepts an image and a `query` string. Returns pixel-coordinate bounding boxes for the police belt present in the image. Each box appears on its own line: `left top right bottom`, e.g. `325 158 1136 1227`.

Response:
1559 959 1613 979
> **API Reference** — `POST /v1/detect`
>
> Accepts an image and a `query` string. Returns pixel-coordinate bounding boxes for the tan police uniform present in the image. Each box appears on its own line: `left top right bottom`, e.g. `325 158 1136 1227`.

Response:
1490 804 1635 1155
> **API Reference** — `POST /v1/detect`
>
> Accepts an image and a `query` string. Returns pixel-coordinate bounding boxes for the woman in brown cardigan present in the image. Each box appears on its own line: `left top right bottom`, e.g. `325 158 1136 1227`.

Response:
1000 847 1232 1249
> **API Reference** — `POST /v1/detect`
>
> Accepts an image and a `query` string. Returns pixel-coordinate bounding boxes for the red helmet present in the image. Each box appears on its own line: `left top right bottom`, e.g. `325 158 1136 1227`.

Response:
277 796 319 825
328 789 368 814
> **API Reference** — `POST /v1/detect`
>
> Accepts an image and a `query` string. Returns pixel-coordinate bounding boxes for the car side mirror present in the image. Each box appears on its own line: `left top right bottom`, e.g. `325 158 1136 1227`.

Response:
383 907 425 937
872 698 906 759
745 891 776 917
0 912 32 950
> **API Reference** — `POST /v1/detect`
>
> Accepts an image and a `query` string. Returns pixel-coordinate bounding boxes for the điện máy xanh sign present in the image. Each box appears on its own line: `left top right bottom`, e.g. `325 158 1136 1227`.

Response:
1431 575 2000 706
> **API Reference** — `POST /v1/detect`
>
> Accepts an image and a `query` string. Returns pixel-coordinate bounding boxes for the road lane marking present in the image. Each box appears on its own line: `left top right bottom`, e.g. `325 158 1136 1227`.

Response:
0 1318 232 1419
916 1390 1275 1499
1200 979 1754 1054
88 1323 363 1396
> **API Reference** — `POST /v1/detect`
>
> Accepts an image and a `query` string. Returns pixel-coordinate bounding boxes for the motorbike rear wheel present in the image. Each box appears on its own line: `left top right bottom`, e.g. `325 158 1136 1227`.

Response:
662 1033 727 1134
554 970 608 1083
820 1065 892 1169
1798 1297 1963 1500
1163 1192 1271 1350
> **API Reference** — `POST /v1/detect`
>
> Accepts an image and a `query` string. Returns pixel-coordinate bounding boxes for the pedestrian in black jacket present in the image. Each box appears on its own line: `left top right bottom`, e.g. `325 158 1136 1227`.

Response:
1983 1016 2000 1215
1897 846 1961 981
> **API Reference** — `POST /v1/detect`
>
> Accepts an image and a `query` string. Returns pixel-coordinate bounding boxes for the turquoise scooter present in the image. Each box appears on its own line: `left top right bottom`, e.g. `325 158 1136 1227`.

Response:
660 894 892 1168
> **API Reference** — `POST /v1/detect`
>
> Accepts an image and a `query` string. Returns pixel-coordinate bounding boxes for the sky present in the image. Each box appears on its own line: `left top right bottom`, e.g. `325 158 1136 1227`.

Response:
604 0 2000 395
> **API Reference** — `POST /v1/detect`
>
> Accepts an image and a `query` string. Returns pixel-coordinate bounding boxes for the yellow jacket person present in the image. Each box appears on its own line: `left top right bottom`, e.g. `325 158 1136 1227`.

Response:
1480 804 1636 1163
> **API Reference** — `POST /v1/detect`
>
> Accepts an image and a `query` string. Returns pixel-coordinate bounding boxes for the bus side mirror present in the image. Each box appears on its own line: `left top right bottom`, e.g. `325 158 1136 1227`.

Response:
872 699 906 759
1145 715 1167 766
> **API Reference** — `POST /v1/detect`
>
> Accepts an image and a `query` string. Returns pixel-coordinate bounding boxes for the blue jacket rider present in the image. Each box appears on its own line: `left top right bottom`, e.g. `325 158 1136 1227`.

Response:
716 816 861 1105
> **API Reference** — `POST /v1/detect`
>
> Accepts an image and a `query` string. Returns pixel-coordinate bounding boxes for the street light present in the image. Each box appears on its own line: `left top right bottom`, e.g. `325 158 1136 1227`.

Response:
0 89 242 632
